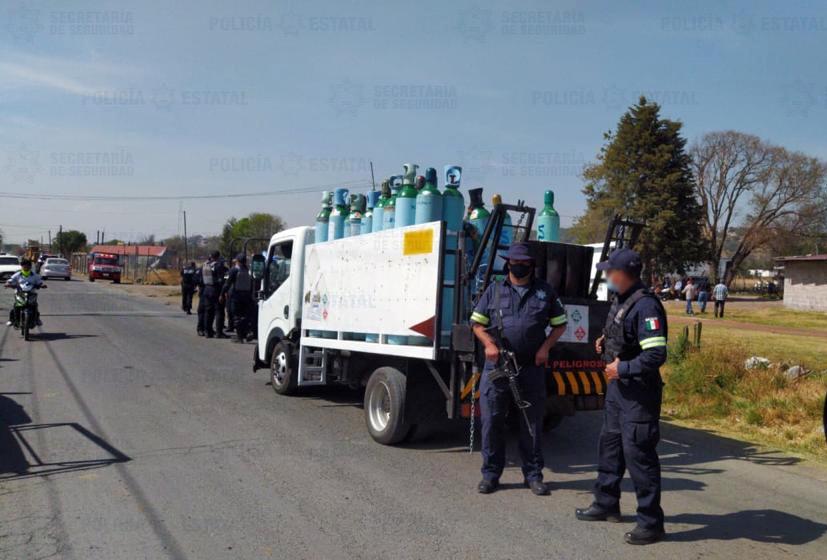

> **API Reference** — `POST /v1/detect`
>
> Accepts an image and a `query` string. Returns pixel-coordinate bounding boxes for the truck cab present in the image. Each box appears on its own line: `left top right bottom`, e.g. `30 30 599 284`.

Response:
88 253 122 283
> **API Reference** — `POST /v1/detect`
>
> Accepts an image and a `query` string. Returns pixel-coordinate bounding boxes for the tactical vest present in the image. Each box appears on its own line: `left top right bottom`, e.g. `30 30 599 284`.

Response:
602 288 649 362
202 262 215 286
234 267 252 293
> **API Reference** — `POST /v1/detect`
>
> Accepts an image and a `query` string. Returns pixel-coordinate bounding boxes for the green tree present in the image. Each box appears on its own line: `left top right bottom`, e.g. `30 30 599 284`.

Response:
54 230 88 255
571 97 706 278
219 213 285 256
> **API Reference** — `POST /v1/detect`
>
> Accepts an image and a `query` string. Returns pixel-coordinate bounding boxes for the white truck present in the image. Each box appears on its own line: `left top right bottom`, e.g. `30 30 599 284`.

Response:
251 204 617 445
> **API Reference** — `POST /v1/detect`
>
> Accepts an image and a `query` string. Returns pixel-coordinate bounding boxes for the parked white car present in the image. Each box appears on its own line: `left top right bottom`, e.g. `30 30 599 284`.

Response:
40 257 72 281
0 254 21 282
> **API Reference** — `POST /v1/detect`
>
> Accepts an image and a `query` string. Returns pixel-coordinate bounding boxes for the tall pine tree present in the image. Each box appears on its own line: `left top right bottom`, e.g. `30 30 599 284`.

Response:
572 97 706 278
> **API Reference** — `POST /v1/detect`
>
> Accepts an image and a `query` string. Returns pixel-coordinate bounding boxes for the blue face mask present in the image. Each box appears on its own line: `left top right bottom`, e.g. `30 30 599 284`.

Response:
606 277 618 292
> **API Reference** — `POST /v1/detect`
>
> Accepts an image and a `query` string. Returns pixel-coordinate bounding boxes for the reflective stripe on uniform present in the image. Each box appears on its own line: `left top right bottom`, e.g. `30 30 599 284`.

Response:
639 336 667 350
470 311 489 325
550 314 567 326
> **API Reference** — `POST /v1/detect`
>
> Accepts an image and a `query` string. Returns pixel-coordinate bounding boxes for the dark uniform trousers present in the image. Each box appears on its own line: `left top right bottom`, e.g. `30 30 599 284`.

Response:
232 292 252 340
181 284 195 312
480 363 546 482
198 286 218 336
594 388 663 530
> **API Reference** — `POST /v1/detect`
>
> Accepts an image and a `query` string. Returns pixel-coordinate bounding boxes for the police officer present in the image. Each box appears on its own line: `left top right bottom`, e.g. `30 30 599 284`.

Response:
197 251 222 338
575 248 667 545
213 256 229 339
180 261 197 315
470 243 568 495
222 254 254 343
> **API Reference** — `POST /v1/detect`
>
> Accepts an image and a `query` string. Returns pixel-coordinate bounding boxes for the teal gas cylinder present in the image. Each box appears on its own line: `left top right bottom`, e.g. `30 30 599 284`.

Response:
382 175 402 230
467 187 490 291
363 191 380 234
348 193 366 237
415 167 443 225
314 191 332 243
394 163 419 228
441 165 464 346
536 189 560 242
373 179 391 233
328 187 349 240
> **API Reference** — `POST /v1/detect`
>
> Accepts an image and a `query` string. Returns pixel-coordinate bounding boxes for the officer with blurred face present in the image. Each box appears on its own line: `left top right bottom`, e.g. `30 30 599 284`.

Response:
213 256 229 338
198 251 222 338
470 243 568 496
180 261 197 315
576 248 668 545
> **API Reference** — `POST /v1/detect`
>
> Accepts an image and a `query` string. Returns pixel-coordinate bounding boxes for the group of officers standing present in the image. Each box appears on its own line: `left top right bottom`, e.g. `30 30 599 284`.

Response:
180 251 256 343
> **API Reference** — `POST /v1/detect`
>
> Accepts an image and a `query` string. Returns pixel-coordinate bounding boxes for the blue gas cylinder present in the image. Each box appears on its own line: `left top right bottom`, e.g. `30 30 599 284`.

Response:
314 190 332 243
415 168 443 225
328 188 349 240
382 176 402 230
363 191 380 234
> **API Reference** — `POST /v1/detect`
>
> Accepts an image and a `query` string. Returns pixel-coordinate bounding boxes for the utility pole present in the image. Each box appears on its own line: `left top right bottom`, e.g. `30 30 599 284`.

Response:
369 161 376 191
58 225 62 257
48 230 52 252
183 210 189 261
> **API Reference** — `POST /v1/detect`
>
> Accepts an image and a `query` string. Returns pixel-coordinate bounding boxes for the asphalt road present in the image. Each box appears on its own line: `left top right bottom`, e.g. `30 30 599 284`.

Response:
1 281 826 560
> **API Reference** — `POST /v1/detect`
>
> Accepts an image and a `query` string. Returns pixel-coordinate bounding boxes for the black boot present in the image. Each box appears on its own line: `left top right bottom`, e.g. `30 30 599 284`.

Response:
477 479 499 494
575 504 621 523
624 525 665 545
524 480 550 496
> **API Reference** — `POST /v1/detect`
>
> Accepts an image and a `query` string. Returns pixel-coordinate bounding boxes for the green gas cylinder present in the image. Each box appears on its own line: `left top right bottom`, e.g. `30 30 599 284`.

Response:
536 189 560 242
394 164 419 228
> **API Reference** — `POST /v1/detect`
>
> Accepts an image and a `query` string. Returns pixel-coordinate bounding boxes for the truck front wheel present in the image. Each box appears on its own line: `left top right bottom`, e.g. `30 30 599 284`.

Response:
365 367 411 445
270 341 298 395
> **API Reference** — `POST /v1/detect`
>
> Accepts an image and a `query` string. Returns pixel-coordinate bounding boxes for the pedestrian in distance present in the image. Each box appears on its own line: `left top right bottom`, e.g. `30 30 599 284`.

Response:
576 247 668 545
697 279 709 314
682 278 697 315
470 243 568 497
673 277 683 300
713 280 728 318
222 254 254 343
180 261 197 315
198 251 223 338
195 264 205 336
213 256 229 339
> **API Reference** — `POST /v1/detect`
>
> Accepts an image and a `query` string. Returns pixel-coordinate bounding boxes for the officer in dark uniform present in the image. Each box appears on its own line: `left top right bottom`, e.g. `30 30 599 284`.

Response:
576 248 668 545
180 261 197 314
213 256 229 339
195 263 205 336
198 251 222 338
470 243 568 496
221 254 254 343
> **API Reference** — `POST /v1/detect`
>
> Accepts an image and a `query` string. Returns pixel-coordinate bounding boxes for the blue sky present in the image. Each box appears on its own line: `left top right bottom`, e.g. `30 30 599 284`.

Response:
1 0 826 244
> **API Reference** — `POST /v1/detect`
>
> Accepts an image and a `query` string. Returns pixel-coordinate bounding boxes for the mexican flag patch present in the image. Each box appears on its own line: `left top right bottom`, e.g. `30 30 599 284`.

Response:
644 317 660 331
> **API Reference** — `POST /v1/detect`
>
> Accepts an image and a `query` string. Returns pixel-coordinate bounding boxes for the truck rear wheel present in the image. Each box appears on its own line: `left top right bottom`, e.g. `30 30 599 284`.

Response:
365 367 411 445
270 341 297 395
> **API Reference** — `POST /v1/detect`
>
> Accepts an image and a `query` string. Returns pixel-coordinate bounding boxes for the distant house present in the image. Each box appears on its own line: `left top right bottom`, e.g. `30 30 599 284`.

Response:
775 255 827 312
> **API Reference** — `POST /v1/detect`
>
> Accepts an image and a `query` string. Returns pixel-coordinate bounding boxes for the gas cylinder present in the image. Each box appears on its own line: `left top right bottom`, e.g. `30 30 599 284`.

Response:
373 179 391 232
394 163 418 229
382 175 402 230
363 191 380 234
441 165 464 346
315 190 332 243
415 167 443 224
328 188 349 240
467 187 490 291
348 193 366 237
491 194 512 275
536 189 560 242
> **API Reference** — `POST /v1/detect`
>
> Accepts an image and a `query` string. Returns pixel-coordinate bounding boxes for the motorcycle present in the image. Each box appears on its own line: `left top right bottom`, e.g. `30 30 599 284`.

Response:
10 280 46 340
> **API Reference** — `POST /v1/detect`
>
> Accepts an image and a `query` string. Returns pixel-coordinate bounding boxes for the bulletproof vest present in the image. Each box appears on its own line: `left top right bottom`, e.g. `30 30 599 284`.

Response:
202 262 215 286
602 288 648 362
234 267 252 292
182 267 195 284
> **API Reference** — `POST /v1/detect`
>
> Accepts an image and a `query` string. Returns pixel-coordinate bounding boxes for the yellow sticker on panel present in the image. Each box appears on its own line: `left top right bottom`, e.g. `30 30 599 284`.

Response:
403 228 434 256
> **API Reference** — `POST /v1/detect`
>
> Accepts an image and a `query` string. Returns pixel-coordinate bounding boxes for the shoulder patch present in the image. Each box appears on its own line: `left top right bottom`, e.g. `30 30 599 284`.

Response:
644 317 661 331
536 289 547 301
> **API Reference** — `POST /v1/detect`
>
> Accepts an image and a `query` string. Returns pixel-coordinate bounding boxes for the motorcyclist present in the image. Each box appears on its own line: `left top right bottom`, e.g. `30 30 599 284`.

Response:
5 258 45 327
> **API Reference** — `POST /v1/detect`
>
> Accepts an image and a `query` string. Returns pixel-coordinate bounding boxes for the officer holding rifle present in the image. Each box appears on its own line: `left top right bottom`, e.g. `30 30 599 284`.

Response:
470 243 568 495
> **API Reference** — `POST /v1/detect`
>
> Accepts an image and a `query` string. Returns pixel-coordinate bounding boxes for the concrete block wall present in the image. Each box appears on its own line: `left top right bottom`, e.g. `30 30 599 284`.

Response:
783 261 827 312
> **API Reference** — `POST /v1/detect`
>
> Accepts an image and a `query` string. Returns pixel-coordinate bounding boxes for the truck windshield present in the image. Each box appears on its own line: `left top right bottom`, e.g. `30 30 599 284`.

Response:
94 257 118 266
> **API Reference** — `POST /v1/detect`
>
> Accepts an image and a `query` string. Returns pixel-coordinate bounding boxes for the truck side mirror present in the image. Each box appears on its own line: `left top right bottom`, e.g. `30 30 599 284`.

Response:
251 254 266 280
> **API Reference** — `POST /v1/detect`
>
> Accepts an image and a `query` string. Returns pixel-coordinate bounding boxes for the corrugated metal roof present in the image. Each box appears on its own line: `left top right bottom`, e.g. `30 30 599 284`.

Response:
91 245 167 257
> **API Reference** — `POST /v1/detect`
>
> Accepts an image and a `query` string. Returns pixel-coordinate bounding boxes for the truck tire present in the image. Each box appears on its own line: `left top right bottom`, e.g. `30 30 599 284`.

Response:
270 341 298 395
364 367 411 445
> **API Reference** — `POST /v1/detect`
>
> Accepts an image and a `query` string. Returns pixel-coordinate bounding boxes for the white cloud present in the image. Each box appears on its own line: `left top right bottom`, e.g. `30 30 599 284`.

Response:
0 53 133 96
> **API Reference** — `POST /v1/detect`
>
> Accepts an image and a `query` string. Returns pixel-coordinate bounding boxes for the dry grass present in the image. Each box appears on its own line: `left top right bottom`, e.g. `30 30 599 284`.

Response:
663 340 827 461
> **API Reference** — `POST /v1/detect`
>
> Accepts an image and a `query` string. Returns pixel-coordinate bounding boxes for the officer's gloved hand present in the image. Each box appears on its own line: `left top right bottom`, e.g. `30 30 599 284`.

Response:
595 335 605 355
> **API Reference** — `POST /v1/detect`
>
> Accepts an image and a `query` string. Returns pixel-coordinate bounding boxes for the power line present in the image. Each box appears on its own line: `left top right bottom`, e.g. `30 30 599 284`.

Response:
0 180 372 202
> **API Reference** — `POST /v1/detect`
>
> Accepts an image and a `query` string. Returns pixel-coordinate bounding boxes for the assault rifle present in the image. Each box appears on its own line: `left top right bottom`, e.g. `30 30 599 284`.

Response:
487 308 536 439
